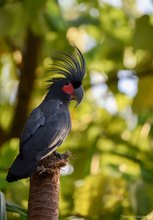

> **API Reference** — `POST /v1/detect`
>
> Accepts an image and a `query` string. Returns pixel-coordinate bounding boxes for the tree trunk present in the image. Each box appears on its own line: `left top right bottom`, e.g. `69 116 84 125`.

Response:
27 152 69 220
11 29 42 138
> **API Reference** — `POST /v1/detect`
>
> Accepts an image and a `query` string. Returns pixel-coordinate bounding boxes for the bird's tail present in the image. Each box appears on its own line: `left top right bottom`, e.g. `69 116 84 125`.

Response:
6 155 37 182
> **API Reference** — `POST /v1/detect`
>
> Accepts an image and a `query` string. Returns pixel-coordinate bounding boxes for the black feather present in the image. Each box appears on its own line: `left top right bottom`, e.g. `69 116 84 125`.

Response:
47 46 86 89
6 46 85 182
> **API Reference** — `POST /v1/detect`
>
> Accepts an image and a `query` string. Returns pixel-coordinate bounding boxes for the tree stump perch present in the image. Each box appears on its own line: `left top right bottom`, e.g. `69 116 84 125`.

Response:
27 152 70 220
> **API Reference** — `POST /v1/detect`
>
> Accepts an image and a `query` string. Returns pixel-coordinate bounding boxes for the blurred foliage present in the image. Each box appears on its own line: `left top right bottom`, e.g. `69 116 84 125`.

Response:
0 0 153 219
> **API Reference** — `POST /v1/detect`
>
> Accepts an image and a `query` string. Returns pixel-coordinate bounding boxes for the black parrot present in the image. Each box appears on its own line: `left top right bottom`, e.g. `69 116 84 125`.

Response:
6 46 86 182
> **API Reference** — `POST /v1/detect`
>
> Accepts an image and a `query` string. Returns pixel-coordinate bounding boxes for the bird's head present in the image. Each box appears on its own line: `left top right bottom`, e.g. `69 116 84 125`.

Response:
46 46 86 106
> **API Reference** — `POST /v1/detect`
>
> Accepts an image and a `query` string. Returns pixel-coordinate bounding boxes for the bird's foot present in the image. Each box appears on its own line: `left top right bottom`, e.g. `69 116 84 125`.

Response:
37 165 52 175
37 151 71 175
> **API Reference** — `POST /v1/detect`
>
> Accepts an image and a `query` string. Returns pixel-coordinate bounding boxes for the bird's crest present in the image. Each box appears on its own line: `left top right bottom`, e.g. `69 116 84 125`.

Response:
47 46 86 89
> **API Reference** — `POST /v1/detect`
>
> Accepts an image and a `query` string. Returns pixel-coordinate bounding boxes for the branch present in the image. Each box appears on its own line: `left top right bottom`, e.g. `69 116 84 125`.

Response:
27 152 70 220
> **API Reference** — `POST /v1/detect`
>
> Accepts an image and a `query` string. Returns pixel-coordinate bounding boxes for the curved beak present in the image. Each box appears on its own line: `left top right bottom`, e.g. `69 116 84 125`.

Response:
73 85 84 107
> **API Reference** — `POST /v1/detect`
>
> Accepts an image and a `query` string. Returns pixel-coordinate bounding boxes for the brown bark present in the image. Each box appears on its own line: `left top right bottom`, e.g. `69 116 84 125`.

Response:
27 152 70 220
10 30 42 137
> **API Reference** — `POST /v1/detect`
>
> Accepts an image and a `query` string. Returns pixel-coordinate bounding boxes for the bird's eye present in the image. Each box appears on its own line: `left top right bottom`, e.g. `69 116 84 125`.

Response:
72 81 81 89
62 83 74 94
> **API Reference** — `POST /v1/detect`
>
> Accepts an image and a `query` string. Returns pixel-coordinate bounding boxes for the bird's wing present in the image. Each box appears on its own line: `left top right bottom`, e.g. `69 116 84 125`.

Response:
20 107 45 147
35 104 71 160
19 101 71 161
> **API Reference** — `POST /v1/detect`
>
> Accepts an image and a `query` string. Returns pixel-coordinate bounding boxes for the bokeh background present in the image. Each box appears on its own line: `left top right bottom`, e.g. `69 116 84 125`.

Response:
0 0 153 219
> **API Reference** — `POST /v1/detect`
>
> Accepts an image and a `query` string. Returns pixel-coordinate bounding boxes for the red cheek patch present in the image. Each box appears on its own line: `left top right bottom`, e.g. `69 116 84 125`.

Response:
62 83 74 94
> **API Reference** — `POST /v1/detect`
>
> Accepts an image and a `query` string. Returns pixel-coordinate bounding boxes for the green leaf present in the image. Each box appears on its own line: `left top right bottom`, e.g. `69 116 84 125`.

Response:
130 180 153 216
73 174 126 218
6 200 27 217
0 8 12 35
0 192 7 220
133 75 153 112
133 15 153 52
